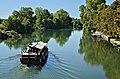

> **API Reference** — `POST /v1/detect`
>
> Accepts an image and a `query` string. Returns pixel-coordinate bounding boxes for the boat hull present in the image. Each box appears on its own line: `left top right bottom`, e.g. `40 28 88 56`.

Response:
20 47 48 66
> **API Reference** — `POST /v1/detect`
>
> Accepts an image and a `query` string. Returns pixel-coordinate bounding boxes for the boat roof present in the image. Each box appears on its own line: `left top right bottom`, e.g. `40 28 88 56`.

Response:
28 41 47 50
92 31 102 36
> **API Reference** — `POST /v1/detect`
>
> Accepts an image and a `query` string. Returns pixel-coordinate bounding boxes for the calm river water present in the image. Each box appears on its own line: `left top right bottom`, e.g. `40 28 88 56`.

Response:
0 30 120 79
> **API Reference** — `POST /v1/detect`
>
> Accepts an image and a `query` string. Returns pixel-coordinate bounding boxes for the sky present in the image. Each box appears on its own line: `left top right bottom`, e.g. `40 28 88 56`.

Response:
0 0 115 19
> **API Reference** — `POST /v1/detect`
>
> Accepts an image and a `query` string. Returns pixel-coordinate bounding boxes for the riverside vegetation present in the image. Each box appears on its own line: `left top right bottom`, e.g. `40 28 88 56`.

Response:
1 0 119 40
0 7 82 40
80 0 120 38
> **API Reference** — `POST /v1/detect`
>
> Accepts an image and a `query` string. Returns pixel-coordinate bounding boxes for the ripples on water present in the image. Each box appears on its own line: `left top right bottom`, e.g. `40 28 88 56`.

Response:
45 51 81 79
0 51 81 79
0 31 107 79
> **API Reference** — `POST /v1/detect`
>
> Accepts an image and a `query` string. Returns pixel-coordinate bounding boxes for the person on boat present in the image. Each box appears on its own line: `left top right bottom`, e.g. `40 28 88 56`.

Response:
26 47 29 53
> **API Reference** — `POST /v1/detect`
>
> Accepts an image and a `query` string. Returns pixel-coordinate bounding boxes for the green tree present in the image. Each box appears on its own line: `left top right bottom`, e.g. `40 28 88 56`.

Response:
79 5 86 13
42 9 50 19
79 5 86 25
80 0 106 31
86 0 106 10
72 18 82 30
93 0 120 37
52 18 61 29
42 18 53 29
19 7 34 33
0 18 2 24
53 9 72 28
35 7 43 29
2 7 34 34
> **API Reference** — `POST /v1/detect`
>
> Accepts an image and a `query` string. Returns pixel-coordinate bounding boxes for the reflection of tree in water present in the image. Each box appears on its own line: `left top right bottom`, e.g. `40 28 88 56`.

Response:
52 30 71 46
32 29 72 46
79 31 120 79
3 34 34 50
1 29 72 49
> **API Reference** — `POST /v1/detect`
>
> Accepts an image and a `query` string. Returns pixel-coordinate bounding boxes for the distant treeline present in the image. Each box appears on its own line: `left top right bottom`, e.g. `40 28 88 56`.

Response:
80 0 120 37
0 7 82 38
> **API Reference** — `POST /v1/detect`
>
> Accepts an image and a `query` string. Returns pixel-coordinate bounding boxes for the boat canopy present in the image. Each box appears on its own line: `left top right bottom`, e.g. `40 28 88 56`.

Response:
92 31 102 36
28 41 47 50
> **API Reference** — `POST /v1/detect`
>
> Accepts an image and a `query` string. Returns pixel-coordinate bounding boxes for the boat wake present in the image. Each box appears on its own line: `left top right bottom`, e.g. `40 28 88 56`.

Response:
43 51 79 79
0 51 81 79
0 54 19 62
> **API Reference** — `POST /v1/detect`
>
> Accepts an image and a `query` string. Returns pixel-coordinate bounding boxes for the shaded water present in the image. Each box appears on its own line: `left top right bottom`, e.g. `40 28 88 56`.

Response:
0 30 119 79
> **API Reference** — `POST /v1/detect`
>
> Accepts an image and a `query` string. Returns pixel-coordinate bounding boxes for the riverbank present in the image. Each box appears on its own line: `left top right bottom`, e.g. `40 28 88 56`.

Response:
0 29 22 40
92 31 120 48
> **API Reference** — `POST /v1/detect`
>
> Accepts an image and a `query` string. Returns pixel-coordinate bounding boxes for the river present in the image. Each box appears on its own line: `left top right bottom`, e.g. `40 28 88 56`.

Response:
0 30 119 79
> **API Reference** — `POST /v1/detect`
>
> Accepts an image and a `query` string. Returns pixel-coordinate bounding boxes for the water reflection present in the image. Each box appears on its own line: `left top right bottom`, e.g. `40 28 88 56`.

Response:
79 31 120 79
0 64 42 79
32 29 72 46
0 29 72 79
0 51 48 79
0 30 109 79
0 29 72 50
0 54 19 61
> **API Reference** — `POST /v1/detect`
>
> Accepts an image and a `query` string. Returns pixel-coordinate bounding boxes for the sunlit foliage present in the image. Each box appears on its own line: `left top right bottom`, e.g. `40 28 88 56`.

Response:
80 0 120 37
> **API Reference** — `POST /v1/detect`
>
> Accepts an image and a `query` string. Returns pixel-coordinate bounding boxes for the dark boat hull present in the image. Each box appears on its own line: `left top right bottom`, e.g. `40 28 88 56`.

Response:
20 48 48 66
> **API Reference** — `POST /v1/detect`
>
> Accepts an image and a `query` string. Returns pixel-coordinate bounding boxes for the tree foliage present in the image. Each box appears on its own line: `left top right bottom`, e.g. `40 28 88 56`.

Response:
0 18 2 24
2 7 34 34
0 7 81 39
86 0 106 10
35 7 43 29
94 1 120 37
34 8 74 29
80 0 120 37
53 9 72 28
